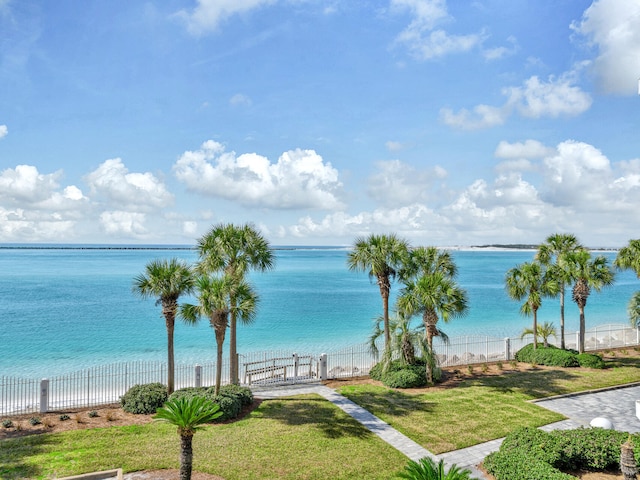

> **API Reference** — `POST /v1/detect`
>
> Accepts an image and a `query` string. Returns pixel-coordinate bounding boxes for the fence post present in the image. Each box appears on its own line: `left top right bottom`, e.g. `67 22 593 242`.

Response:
292 353 299 384
40 378 49 413
637 327 640 345
319 353 327 380
195 365 202 388
504 338 511 361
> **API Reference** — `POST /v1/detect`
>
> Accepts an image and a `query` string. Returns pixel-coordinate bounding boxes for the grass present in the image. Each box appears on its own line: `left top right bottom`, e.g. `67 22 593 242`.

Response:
337 355 640 454
3 354 640 479
0 394 407 480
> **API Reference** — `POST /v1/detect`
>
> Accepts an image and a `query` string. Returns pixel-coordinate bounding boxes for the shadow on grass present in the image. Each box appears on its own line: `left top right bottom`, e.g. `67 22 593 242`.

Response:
0 432 60 479
255 396 373 439
457 368 581 398
338 388 435 418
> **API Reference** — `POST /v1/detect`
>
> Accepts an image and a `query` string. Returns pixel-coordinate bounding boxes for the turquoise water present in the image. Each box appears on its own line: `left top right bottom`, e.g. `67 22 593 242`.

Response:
0 246 637 378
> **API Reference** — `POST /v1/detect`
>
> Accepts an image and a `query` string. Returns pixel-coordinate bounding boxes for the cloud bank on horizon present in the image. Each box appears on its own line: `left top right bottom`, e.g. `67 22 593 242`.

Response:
0 0 639 247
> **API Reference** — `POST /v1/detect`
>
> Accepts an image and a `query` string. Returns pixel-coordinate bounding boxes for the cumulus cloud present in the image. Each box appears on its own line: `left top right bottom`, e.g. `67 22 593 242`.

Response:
173 140 345 210
0 125 7 138
391 0 487 60
366 160 447 208
99 211 148 237
441 73 592 130
84 158 173 211
175 0 277 35
571 0 640 95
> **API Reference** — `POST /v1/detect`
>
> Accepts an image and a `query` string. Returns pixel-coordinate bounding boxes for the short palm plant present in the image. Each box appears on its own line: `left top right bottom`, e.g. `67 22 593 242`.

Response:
396 457 472 480
153 396 223 480
520 321 557 348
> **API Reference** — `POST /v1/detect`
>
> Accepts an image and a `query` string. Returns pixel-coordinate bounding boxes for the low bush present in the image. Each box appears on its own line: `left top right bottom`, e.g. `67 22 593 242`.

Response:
169 384 253 421
515 344 579 367
2 419 13 428
484 426 640 480
369 360 428 388
120 382 168 414
576 352 605 369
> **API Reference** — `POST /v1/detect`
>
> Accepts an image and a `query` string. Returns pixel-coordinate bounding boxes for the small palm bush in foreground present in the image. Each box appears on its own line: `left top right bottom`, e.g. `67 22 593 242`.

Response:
396 457 472 479
120 383 168 414
154 396 222 480
169 384 253 421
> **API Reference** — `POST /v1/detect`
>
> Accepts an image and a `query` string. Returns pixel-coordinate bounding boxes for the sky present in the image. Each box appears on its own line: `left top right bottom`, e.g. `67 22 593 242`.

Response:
0 0 639 248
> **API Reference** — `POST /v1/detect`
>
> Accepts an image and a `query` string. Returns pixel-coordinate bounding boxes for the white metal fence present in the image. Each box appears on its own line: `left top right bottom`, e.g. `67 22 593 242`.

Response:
2 323 638 416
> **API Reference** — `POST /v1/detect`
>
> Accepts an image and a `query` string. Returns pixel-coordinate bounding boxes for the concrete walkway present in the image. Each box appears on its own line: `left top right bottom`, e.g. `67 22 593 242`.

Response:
252 382 640 480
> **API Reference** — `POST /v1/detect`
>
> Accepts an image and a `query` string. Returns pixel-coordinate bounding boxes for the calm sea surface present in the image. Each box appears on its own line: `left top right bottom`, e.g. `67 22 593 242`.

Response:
1 246 637 378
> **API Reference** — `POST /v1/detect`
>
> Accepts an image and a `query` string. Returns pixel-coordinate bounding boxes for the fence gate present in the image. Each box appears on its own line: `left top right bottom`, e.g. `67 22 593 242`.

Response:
242 353 318 386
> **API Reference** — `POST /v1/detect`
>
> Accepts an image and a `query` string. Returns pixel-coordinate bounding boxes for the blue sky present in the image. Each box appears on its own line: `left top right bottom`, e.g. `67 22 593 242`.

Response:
1 0 639 247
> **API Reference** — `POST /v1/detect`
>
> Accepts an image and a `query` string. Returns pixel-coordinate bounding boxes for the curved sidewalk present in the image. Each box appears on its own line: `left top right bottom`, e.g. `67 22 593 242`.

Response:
252 382 640 480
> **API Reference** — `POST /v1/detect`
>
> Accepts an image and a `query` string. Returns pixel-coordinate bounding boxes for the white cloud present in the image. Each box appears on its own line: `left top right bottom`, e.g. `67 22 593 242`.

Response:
504 74 592 118
84 158 174 211
391 0 487 60
482 36 518 61
0 164 63 204
99 211 148 237
385 140 405 152
366 160 447 208
173 140 345 210
571 0 640 95
0 125 7 138
494 140 556 160
442 73 592 130
175 0 277 35
230 93 252 107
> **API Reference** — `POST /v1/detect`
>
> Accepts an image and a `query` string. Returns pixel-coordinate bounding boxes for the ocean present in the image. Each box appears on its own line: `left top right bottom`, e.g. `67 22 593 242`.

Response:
1 246 637 379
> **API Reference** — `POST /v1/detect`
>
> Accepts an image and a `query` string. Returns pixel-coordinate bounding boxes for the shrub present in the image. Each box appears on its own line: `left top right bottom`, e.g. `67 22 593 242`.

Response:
169 385 253 421
396 457 472 479
576 353 605 369
515 344 579 367
2 419 13 428
369 361 385 381
59 414 70 421
382 368 426 389
88 410 99 418
484 426 640 480
120 382 168 414
29 417 41 426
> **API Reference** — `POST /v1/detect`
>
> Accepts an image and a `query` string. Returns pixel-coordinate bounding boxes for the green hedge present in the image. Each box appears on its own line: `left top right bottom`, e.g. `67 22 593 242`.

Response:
369 359 429 388
484 427 640 480
168 384 253 421
514 345 605 369
120 383 168 414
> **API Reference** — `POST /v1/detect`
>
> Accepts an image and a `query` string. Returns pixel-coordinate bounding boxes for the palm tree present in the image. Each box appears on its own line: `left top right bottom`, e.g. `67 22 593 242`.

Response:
153 396 222 480
369 312 422 367
520 321 557 348
397 271 467 383
347 234 410 352
196 223 274 384
132 258 194 394
396 457 472 480
614 239 640 328
181 275 258 394
565 249 615 353
536 233 583 349
505 261 557 350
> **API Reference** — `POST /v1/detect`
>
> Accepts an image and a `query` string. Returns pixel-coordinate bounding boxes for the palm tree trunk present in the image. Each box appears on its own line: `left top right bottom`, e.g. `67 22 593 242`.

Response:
229 309 238 385
532 307 538 350
579 307 586 353
559 287 566 349
378 275 391 350
212 312 227 396
423 310 438 384
166 315 175 395
180 432 194 480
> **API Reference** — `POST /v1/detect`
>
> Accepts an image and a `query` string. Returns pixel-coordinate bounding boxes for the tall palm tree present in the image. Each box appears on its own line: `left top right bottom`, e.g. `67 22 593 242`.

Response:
565 249 614 353
397 271 468 383
153 396 222 480
402 246 458 281
505 261 557 350
196 223 274 384
347 233 410 351
181 275 258 394
132 258 194 394
614 239 640 328
536 233 583 349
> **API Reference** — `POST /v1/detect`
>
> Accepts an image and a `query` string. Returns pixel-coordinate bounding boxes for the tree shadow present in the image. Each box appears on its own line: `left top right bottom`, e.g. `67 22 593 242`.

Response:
0 432 61 479
456 368 581 398
337 387 435 417
254 394 374 439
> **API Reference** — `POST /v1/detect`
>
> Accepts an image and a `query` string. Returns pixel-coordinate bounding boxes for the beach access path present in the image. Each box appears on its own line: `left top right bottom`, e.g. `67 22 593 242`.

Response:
250 382 640 480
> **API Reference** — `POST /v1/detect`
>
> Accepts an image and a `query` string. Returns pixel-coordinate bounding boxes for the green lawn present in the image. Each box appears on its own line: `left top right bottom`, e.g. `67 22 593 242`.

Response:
337 355 640 454
3 354 640 479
